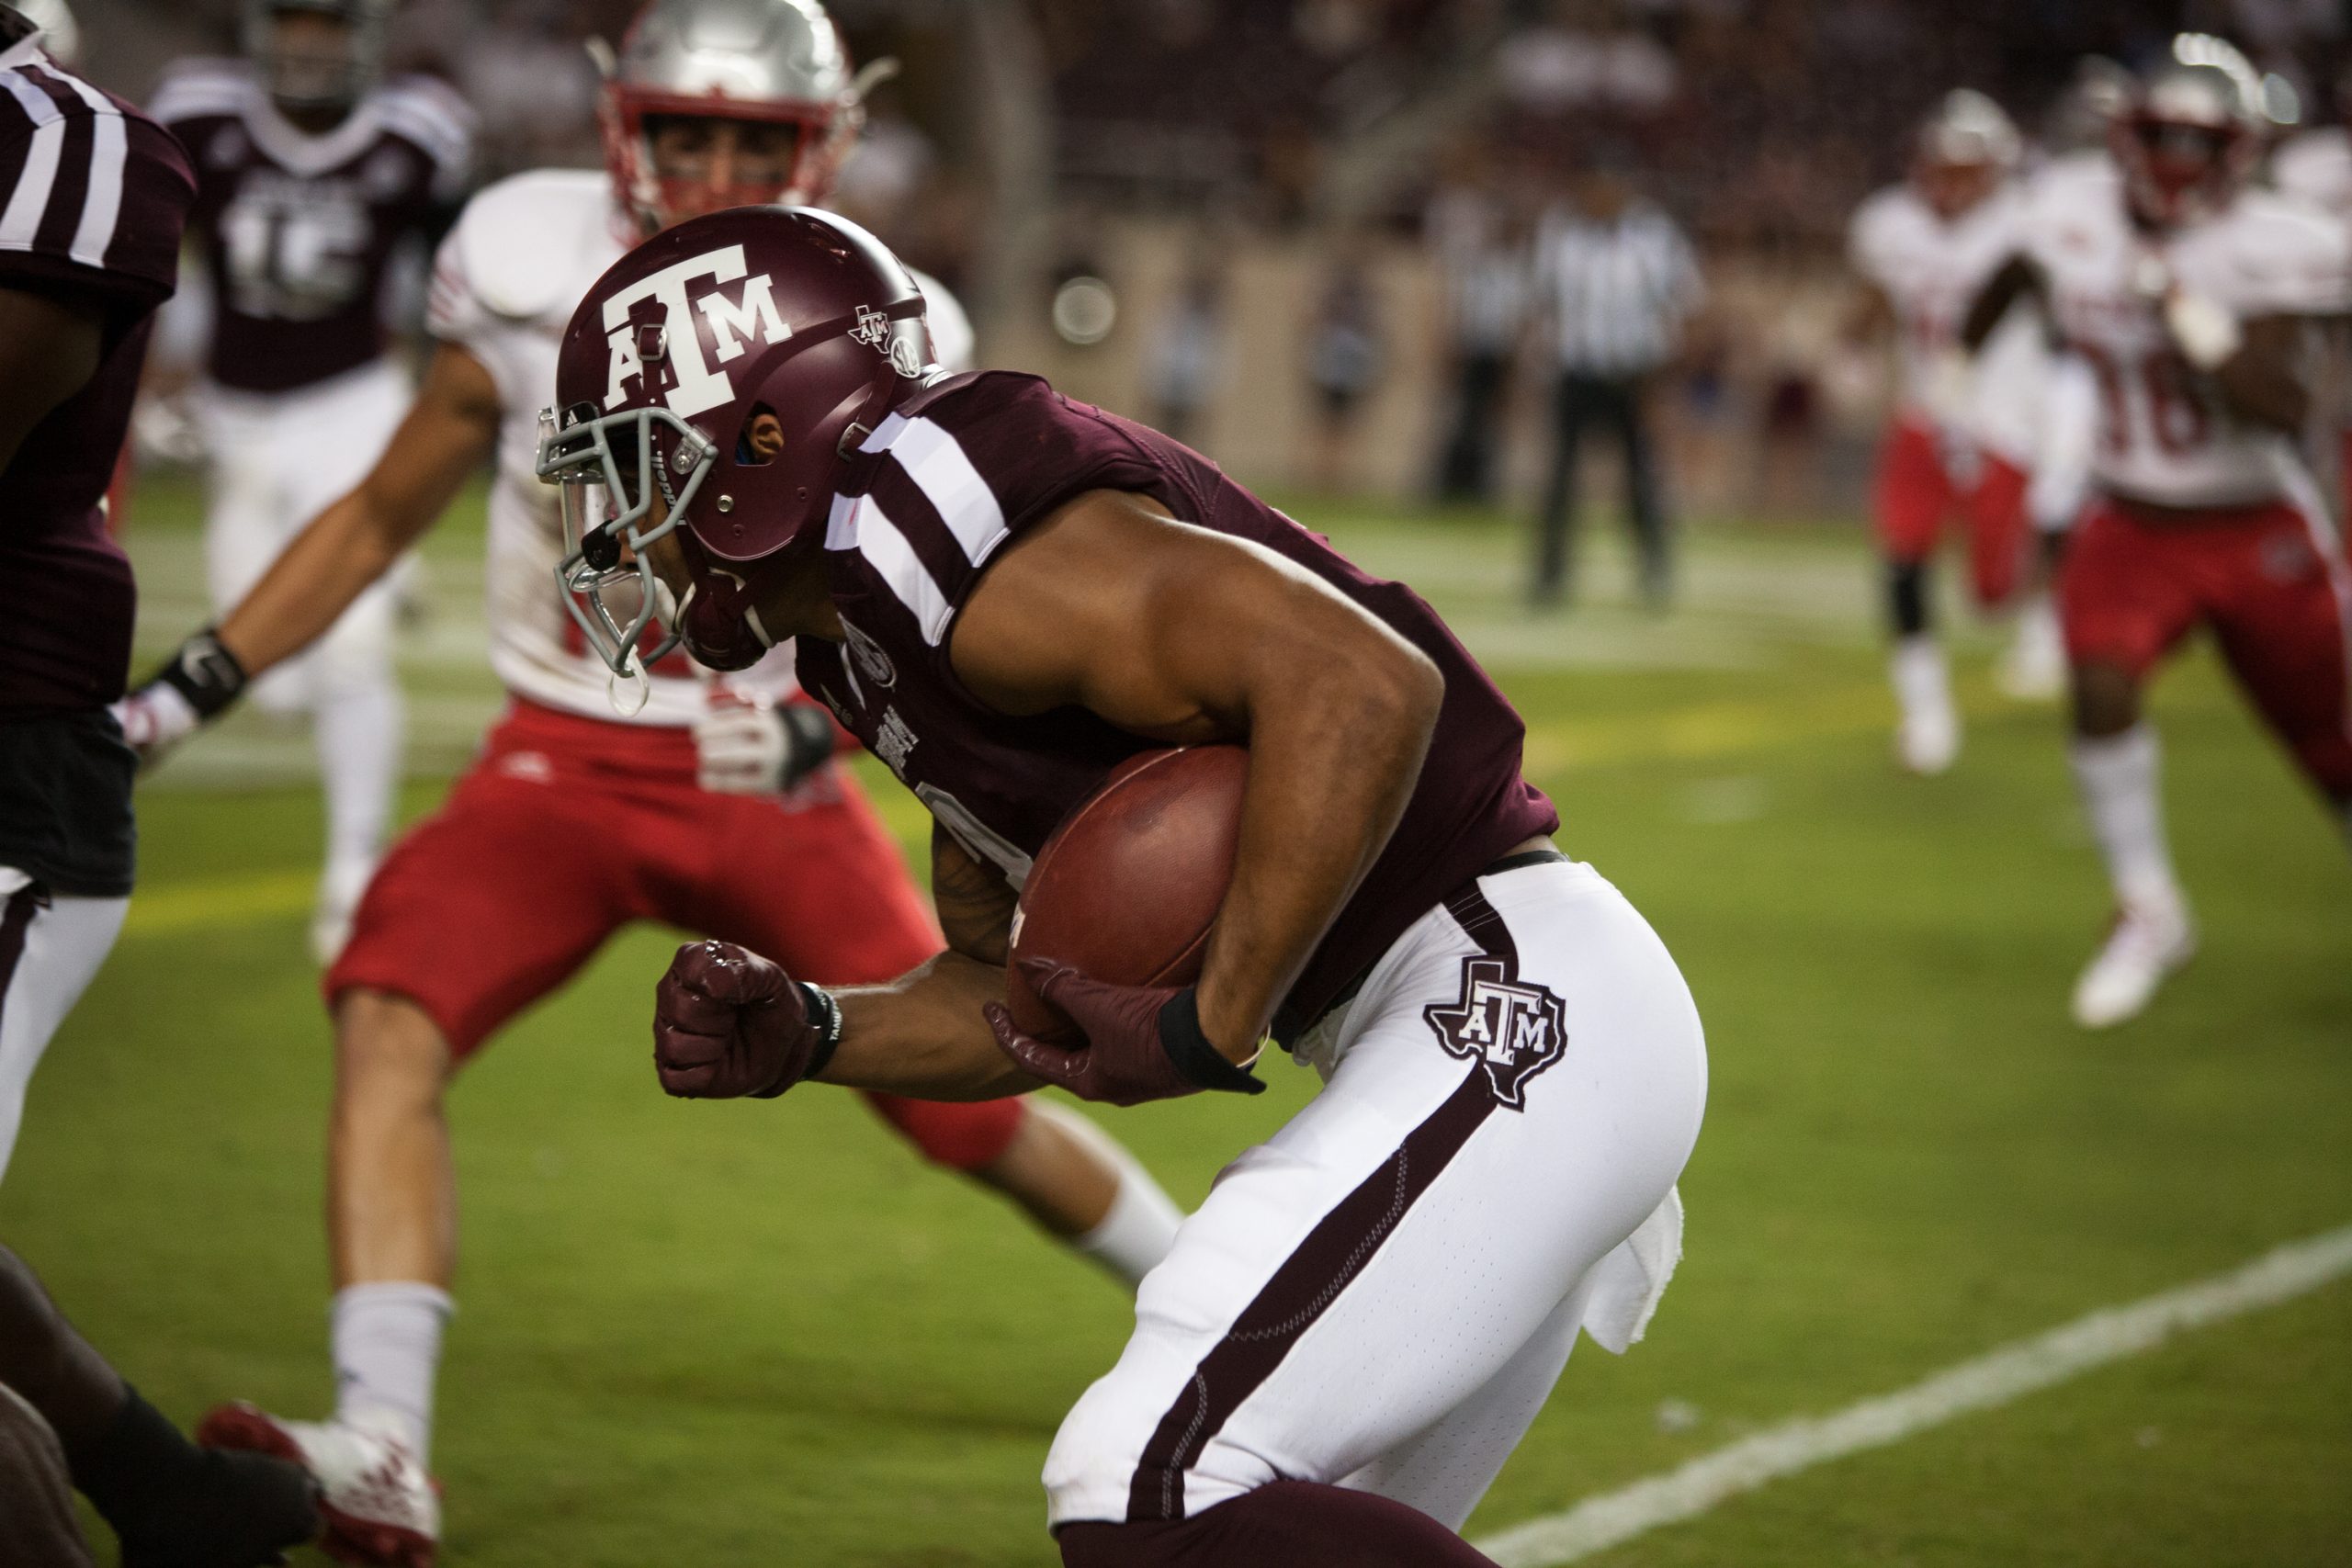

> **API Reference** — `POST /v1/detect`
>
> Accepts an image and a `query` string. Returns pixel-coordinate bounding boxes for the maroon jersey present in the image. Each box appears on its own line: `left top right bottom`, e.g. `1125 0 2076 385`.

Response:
797 373 1559 1040
0 21 194 717
151 59 471 394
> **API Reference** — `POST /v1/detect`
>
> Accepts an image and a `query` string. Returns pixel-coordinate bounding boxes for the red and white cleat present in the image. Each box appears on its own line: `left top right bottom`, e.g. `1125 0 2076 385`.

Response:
198 1404 438 1568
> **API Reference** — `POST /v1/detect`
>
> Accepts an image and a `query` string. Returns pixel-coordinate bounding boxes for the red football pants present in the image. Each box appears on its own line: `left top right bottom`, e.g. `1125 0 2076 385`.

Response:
2062 495 2352 799
1873 418 2031 608
327 699 1023 1170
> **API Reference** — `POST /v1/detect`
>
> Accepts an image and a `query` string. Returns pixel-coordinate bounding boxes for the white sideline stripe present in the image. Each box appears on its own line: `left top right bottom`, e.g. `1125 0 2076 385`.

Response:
1474 1224 2352 1567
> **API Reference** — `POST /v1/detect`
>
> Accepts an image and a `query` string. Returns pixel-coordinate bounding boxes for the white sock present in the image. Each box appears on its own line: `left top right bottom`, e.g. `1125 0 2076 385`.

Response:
313 676 403 906
1890 635 1953 723
1027 1101 1183 1287
1075 1165 1184 1288
2069 724 2184 915
331 1281 452 1464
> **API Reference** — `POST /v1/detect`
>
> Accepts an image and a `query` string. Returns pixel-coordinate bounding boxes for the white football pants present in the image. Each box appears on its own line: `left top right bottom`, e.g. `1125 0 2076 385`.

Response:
1044 857 1708 1532
0 870 129 1187
199 358 412 930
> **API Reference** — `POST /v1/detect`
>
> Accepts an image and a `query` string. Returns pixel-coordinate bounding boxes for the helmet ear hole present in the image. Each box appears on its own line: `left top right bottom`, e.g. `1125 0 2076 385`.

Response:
737 404 786 466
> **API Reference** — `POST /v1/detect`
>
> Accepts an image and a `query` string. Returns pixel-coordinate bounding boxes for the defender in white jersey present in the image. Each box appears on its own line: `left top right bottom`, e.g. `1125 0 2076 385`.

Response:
1964 35 2352 1028
1848 90 2052 773
120 4 1169 1563
147 0 474 963
2270 79 2352 512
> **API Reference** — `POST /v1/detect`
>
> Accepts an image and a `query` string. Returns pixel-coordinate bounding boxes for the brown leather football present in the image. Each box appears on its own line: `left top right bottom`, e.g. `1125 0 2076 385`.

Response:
1003 744 1250 1045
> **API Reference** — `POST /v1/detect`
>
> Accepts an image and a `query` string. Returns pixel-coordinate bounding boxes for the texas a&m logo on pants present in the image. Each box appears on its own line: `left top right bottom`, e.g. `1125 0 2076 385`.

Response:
1423 956 1568 1110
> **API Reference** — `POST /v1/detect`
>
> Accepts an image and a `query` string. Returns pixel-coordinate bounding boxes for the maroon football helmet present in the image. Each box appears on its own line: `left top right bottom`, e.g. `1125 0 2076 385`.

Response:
536 205 933 676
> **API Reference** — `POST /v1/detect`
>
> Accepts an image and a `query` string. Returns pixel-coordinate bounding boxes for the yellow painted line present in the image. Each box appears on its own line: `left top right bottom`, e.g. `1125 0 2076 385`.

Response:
1525 682 1902 776
116 681 2038 938
120 868 312 937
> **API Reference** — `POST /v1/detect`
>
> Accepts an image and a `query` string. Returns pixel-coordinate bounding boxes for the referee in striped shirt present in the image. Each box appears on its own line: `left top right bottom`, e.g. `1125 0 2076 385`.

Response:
1530 153 1702 607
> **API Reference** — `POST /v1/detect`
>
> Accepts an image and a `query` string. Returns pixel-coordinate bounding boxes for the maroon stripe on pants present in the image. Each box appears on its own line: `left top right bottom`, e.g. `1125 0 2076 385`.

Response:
1123 881 1516 1523
0 886 43 1040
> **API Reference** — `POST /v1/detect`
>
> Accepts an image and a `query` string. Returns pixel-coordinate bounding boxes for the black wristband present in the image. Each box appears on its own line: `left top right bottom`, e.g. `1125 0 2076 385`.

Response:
1158 988 1265 1096
797 981 845 1087
777 704 838 787
154 628 248 718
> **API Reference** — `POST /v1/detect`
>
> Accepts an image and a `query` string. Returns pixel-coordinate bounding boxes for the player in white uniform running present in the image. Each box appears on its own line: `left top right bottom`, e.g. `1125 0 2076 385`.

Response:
119 3 1180 1562
148 0 474 963
1848 90 2059 773
2270 65 2352 512
1963 34 2352 1027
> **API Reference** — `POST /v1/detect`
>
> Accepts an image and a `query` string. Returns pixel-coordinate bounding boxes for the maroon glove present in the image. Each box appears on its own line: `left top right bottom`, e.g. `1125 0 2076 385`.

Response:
653 940 843 1099
984 961 1265 1108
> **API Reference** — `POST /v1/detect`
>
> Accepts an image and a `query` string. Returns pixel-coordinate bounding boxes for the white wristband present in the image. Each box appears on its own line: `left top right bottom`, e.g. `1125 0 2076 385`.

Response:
2164 290 2243 372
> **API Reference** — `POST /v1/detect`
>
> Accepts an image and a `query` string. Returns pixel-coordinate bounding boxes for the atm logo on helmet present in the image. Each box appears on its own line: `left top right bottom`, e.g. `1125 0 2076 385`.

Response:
602 244 793 418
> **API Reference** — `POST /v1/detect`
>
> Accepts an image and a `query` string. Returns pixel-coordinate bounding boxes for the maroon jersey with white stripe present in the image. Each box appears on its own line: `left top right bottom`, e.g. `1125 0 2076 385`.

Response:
151 59 471 394
797 372 1559 1039
0 19 194 716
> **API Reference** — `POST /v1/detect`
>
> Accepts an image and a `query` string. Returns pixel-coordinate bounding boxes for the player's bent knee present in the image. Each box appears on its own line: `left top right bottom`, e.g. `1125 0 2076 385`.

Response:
332 989 456 1092
1056 1483 1498 1568
864 1093 1026 1172
2069 660 2142 739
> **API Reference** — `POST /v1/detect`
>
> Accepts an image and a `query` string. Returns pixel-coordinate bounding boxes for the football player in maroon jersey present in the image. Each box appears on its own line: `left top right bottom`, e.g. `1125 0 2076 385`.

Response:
0 6 317 1563
126 3 1180 1562
546 209 1708 1563
147 0 476 963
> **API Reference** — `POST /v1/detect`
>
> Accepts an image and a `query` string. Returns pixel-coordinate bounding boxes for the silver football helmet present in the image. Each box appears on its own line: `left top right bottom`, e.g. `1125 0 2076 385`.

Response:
2116 33 2267 228
597 0 871 232
242 0 390 113
1920 89 2021 171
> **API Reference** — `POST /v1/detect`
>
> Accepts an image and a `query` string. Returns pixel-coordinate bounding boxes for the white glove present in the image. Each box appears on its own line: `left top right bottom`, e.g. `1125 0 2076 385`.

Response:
2163 289 2244 372
111 681 201 769
694 697 836 795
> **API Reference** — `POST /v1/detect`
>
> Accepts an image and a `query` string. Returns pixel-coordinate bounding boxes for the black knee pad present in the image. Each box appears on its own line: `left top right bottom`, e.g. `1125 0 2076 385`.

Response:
1888 560 1931 637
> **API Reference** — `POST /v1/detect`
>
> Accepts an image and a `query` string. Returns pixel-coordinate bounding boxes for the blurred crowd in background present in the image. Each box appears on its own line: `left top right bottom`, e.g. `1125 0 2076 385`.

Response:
63 0 2352 516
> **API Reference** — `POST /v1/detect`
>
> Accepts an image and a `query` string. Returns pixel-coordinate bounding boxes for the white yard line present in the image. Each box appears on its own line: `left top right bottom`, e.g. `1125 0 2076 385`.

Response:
1475 1224 2352 1567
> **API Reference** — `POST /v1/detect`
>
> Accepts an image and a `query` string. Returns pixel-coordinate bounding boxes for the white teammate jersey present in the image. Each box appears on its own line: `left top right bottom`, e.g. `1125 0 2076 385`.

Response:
1849 179 2034 437
424 168 975 727
2017 152 2351 507
2273 126 2352 218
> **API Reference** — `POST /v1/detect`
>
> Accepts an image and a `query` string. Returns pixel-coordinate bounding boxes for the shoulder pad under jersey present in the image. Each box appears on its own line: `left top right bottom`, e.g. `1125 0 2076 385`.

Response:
372 73 477 176
447 168 618 323
2206 189 2351 314
2272 127 2352 210
148 56 253 126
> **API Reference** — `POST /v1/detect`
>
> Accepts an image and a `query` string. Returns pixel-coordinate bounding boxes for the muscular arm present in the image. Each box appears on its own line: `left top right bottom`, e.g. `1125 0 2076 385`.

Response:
955 491 1444 1061
0 288 103 472
1961 253 2044 354
2211 314 2310 433
811 825 1039 1100
215 341 502 674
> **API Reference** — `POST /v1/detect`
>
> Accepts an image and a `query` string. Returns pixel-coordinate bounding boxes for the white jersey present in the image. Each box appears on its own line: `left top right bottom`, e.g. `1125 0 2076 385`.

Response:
424 168 975 727
2019 152 2352 507
1849 179 2034 440
2273 126 2352 218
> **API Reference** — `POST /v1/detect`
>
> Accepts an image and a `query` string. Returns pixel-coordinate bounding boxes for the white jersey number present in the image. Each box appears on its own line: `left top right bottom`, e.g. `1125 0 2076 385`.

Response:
222 192 372 321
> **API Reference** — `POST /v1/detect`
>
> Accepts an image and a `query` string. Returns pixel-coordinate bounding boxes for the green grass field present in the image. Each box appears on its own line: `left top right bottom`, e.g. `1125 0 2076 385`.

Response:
6 475 2347 1566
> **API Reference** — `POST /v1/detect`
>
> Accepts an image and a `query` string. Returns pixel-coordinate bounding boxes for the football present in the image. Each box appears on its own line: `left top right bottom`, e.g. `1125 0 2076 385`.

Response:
1003 744 1250 1045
